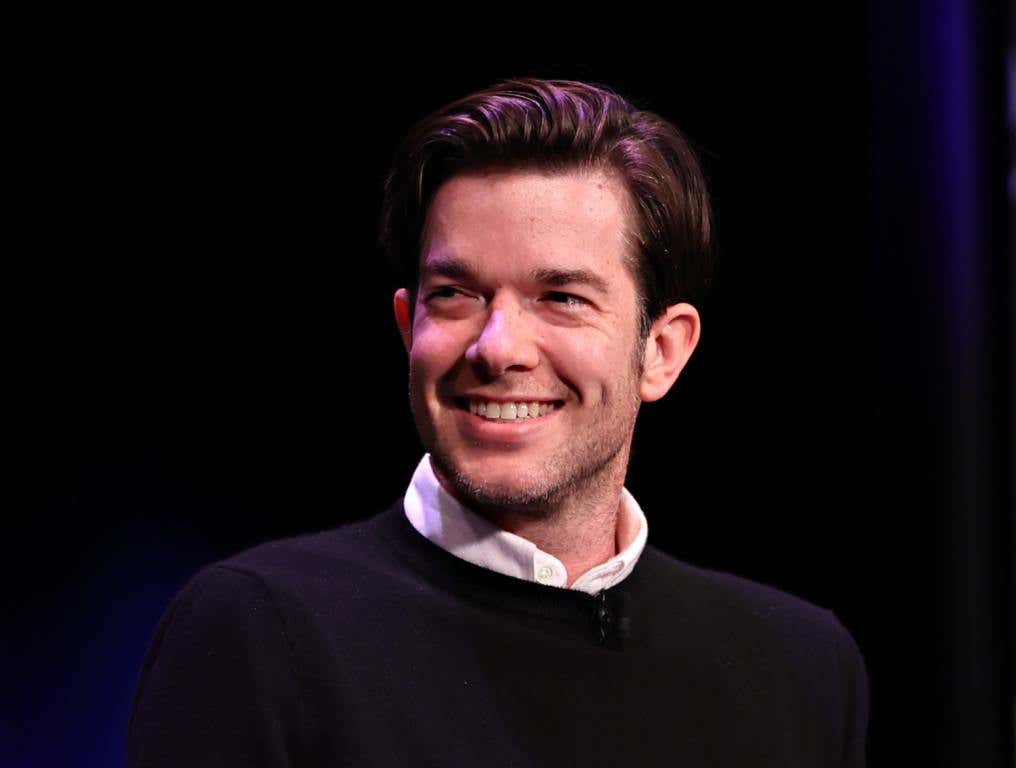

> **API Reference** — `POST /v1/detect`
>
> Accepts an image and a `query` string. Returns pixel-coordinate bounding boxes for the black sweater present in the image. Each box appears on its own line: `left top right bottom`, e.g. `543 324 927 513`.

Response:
128 499 869 767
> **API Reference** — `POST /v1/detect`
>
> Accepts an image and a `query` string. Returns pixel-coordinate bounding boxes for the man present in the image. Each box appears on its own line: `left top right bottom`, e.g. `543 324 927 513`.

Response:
129 78 869 767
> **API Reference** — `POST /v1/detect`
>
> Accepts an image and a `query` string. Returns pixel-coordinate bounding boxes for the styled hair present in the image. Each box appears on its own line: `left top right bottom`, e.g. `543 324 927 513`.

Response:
379 78 715 337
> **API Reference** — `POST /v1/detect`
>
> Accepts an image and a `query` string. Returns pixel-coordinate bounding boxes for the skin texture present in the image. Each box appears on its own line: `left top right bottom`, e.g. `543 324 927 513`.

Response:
394 167 701 584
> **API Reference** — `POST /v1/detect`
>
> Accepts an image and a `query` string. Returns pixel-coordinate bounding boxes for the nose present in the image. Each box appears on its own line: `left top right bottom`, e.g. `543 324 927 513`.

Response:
465 298 539 377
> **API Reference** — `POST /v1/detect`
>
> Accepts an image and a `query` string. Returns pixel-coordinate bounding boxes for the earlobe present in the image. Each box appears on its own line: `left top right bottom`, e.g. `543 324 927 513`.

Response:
393 288 413 354
639 303 701 402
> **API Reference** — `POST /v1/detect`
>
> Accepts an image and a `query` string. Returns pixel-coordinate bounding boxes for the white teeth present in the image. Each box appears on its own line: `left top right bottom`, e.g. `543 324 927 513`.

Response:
467 400 558 421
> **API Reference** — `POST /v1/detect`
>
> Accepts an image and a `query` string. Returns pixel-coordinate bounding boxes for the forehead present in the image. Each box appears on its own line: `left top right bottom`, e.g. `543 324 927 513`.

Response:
419 167 636 286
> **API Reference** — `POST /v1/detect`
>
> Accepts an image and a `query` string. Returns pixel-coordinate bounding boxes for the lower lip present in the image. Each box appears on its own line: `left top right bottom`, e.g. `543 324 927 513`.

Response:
454 404 561 444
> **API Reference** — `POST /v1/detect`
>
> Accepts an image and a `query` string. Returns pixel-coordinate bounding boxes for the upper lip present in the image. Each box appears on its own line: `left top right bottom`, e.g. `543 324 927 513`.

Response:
456 393 562 403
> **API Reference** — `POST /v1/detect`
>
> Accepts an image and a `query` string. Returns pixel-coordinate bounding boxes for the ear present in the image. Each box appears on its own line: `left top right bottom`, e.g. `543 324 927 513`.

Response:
393 288 413 354
639 302 701 402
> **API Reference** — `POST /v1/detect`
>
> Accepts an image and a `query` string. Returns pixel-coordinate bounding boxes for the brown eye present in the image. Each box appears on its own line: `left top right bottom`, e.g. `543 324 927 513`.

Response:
544 292 586 308
427 286 465 300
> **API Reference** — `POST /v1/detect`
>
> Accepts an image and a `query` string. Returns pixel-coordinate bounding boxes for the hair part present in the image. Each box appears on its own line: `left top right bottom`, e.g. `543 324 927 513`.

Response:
379 78 716 339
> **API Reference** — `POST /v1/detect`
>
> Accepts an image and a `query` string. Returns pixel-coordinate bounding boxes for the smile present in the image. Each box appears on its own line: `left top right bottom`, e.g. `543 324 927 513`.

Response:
453 398 564 422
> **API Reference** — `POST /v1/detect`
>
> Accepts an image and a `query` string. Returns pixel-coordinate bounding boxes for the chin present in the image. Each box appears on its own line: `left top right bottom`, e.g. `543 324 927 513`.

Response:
431 450 564 516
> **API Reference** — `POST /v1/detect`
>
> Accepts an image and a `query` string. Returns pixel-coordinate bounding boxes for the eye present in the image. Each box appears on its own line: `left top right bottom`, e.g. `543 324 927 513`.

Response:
544 291 588 309
426 286 468 301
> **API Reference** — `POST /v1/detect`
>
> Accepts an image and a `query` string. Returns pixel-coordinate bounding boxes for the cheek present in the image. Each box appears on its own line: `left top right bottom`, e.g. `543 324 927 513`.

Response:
408 326 463 390
544 330 623 397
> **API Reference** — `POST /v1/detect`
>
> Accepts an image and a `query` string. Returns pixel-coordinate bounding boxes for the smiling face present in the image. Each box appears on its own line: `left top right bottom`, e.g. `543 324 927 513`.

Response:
394 167 675 516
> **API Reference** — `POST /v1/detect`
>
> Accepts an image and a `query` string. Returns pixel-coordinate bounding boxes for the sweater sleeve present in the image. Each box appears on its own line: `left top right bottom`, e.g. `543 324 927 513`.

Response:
832 615 870 768
127 565 303 768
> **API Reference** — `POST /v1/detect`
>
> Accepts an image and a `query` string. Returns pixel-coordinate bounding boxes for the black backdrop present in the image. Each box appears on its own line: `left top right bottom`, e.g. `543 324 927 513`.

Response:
11 3 1012 766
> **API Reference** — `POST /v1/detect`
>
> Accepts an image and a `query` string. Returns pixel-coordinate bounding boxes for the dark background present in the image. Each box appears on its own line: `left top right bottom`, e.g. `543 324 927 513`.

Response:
9 1 1012 765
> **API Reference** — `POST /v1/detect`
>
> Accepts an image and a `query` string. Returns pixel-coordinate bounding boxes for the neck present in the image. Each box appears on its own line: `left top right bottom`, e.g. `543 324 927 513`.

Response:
433 447 631 586
495 486 623 587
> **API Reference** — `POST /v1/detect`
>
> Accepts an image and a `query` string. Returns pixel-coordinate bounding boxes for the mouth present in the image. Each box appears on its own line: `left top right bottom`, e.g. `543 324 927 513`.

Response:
452 397 565 422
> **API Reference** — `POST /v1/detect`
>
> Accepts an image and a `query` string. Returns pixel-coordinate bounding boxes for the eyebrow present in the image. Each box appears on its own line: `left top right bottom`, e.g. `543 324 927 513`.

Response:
420 256 610 295
420 256 475 282
532 267 610 295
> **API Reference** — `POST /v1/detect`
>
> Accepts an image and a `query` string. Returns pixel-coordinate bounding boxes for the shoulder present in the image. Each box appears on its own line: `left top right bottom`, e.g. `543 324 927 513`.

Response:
128 542 322 766
636 543 842 625
127 509 399 768
633 546 869 760
186 502 406 611
635 543 865 668
132 505 404 715
133 502 405 670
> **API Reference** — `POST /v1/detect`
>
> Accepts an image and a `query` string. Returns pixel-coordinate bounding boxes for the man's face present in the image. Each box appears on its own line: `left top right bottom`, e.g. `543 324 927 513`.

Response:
395 167 649 514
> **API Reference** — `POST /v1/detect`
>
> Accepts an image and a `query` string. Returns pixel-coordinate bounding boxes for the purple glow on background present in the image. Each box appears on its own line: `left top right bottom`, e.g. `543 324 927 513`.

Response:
927 0 982 348
915 1 1009 760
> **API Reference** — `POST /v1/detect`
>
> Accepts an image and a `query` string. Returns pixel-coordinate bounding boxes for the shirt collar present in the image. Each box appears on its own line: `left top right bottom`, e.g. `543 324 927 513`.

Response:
403 454 648 594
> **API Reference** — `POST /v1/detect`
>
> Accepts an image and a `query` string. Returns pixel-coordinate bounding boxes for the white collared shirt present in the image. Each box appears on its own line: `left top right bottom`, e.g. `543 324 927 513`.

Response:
403 454 648 594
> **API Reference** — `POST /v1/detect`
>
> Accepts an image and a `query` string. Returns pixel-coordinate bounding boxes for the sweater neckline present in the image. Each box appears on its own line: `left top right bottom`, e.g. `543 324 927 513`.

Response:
402 453 649 593
375 497 642 646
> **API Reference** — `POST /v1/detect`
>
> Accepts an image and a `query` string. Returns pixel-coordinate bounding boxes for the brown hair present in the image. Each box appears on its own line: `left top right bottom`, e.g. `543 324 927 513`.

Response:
379 78 715 338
